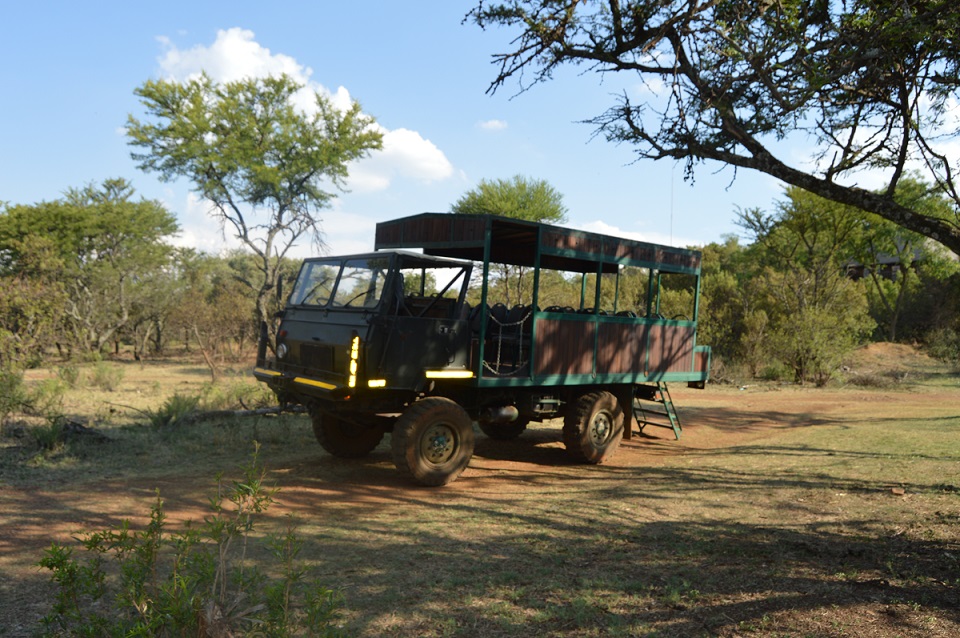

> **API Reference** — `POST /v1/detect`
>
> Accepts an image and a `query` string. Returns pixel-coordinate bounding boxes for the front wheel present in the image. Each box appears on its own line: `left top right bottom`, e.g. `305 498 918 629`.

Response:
392 398 475 486
562 391 624 463
311 409 385 458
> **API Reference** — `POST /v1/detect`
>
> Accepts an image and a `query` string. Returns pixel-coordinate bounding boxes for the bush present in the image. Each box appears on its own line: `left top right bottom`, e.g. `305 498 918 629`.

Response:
925 326 960 364
29 418 66 454
89 361 124 392
56 364 82 389
37 444 346 637
31 378 66 417
202 380 276 411
147 392 201 428
0 368 28 428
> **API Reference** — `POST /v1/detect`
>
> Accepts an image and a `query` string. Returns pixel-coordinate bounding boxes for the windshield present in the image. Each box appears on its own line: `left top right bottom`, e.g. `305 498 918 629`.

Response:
290 257 390 308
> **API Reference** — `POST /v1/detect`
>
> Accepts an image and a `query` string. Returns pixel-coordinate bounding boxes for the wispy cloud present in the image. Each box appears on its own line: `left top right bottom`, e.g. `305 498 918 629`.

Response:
477 119 508 131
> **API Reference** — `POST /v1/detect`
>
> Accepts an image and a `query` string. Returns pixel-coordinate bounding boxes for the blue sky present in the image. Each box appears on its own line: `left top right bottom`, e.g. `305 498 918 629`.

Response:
1 1 784 258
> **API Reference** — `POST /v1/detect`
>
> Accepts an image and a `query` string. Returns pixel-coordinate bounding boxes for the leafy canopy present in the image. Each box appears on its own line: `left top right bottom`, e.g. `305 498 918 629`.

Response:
470 0 960 254
451 174 568 223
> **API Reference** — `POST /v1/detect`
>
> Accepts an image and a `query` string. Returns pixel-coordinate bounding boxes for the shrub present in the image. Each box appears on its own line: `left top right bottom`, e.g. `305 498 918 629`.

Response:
925 327 960 364
31 378 66 417
147 393 201 428
37 444 346 637
0 367 28 428
202 380 276 411
56 364 83 389
29 418 66 453
89 361 124 392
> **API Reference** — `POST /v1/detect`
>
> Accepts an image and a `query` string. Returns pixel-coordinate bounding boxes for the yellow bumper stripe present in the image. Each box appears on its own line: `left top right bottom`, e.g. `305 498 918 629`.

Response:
294 377 338 390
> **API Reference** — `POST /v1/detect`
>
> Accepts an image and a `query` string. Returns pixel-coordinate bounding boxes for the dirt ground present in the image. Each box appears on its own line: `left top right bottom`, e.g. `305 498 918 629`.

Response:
1 344 958 636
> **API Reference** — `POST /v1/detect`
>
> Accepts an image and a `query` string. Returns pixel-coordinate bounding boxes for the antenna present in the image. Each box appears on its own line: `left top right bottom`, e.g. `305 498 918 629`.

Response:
670 164 675 245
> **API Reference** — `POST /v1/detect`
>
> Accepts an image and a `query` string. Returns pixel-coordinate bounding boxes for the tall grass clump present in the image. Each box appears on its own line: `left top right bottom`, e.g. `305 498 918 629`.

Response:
202 380 276 411
147 392 201 428
37 444 346 637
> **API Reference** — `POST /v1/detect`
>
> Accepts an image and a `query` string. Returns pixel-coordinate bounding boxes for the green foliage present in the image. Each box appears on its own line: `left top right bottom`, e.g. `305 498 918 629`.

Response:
768 289 872 386
37 445 346 637
451 174 568 223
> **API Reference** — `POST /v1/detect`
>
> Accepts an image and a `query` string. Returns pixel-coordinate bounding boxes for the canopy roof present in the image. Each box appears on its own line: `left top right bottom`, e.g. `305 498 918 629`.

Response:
374 213 701 275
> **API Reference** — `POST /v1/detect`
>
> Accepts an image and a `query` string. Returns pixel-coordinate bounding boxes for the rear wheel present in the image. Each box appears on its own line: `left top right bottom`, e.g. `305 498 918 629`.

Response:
478 417 530 440
310 409 385 458
562 391 624 463
392 398 475 486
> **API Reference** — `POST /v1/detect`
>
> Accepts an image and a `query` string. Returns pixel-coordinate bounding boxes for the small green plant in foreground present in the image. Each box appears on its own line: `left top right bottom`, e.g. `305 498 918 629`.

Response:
36 444 345 637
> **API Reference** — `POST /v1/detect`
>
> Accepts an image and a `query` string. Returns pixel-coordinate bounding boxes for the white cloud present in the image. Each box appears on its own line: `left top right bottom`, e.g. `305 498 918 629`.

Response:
477 119 508 131
157 28 310 85
577 219 702 249
347 127 454 192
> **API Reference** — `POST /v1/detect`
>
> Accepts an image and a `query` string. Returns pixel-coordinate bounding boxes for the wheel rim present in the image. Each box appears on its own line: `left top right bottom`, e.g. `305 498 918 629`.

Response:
589 411 613 445
420 422 457 465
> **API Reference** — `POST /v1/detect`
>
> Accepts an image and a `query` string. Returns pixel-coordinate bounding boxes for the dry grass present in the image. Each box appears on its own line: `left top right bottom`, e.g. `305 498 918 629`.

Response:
1 348 959 636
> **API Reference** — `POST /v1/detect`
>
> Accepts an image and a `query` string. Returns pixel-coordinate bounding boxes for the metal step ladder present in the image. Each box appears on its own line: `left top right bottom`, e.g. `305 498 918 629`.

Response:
632 382 682 440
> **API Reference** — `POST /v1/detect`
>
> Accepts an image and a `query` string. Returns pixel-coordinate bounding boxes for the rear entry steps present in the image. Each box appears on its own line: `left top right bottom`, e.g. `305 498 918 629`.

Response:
632 382 682 440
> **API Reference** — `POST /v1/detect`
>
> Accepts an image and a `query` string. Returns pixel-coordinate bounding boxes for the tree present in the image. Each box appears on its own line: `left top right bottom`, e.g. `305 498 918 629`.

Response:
126 73 383 342
847 177 958 341
470 1 960 255
739 188 876 384
0 235 67 367
451 174 568 222
0 179 179 355
452 175 568 306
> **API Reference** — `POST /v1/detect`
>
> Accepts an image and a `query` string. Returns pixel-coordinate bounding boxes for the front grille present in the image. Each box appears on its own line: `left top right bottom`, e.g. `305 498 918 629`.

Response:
299 343 335 373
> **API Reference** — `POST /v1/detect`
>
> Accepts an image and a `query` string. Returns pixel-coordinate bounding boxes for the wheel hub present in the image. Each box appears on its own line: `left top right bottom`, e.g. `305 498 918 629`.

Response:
590 411 612 444
421 423 456 464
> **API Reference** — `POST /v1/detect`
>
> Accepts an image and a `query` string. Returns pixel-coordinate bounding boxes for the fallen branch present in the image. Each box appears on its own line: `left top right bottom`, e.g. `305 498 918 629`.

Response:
108 403 307 427
176 405 307 426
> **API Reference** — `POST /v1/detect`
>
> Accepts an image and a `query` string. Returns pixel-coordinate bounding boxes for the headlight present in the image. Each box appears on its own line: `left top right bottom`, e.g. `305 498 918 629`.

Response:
277 343 289 359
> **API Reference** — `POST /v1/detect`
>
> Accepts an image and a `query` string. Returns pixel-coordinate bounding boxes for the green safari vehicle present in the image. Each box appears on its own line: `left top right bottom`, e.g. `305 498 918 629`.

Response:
255 213 710 486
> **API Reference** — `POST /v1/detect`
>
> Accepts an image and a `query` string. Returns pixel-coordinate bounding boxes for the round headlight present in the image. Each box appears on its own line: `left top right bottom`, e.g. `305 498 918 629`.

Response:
276 343 289 359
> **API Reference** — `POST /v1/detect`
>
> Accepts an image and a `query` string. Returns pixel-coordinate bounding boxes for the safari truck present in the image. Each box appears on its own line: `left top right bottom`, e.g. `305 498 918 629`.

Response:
254 213 710 486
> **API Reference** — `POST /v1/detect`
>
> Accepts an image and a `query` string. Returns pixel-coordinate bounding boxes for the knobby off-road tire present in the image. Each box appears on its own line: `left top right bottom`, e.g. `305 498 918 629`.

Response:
477 417 530 440
562 391 624 463
391 397 475 486
310 409 385 459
